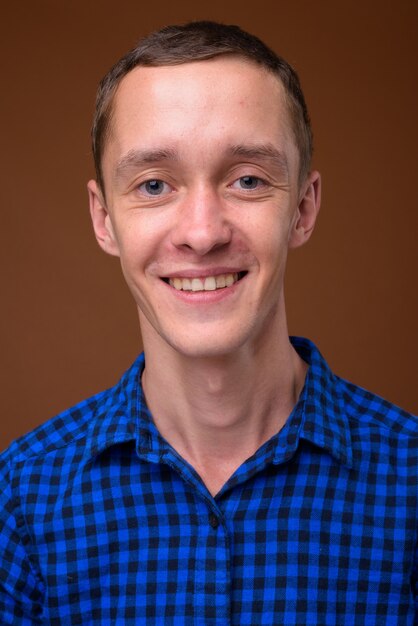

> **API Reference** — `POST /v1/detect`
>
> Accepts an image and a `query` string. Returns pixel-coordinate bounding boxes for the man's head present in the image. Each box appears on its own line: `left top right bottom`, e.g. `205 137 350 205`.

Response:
88 22 320 359
92 21 313 193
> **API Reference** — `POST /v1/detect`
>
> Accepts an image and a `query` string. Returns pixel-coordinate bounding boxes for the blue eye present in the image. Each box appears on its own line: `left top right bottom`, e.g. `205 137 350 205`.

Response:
232 176 264 190
240 176 259 189
138 179 169 196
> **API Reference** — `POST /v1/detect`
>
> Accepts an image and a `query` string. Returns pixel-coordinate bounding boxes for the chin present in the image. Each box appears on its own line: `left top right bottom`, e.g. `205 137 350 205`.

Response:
158 326 253 361
139 307 269 361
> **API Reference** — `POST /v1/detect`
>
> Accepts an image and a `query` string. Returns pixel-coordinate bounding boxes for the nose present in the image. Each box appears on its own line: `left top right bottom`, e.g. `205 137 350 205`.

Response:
170 185 232 256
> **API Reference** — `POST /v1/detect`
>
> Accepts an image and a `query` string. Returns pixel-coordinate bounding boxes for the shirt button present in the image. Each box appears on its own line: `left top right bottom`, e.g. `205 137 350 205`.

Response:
208 513 220 529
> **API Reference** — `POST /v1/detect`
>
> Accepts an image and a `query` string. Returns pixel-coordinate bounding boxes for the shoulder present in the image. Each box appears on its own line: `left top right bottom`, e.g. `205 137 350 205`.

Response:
0 352 144 477
337 375 418 437
1 387 113 471
291 336 418 471
293 335 417 438
334 375 418 481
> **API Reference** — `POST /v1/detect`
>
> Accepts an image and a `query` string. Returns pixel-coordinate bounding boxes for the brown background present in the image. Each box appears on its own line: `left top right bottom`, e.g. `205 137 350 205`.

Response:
1 0 417 447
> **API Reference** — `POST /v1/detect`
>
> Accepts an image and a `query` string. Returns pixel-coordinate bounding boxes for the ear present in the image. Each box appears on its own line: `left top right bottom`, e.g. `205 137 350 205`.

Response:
87 180 120 257
289 170 321 249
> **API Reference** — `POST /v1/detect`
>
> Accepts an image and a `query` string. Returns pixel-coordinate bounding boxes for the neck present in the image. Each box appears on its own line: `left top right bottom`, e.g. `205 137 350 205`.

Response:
140 316 307 495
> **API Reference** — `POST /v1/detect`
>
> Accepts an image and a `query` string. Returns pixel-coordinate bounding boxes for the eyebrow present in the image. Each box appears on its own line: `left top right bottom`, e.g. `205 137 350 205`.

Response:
114 148 179 181
228 143 289 174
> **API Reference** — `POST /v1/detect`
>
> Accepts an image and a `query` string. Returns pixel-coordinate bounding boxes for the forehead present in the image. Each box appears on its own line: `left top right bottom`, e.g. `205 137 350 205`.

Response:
104 57 298 174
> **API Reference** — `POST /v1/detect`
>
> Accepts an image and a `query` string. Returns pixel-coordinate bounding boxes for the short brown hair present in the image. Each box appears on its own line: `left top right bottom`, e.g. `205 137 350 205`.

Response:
92 21 313 192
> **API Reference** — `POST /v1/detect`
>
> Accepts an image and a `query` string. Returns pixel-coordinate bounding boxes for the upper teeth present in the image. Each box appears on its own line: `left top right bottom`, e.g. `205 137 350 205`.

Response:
169 273 239 291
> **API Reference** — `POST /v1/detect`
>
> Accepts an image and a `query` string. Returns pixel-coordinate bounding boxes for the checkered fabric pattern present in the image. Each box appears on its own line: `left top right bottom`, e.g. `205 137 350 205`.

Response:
0 337 417 625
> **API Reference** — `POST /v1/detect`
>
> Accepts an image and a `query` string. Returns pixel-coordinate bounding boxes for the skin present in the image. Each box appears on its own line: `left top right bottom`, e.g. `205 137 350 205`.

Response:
88 57 321 495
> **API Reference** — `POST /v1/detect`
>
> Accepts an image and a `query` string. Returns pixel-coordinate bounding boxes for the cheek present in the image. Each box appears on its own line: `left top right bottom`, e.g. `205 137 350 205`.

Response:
245 211 292 260
112 215 165 268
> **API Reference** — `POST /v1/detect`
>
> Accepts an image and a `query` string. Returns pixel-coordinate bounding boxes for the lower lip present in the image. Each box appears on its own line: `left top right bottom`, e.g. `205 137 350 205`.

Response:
161 275 246 304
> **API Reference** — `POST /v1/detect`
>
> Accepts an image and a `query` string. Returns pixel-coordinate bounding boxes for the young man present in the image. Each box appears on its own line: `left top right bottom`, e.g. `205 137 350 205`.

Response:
1 21 416 625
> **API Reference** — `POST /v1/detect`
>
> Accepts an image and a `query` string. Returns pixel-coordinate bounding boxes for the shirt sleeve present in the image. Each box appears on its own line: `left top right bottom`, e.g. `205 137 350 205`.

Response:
0 451 44 624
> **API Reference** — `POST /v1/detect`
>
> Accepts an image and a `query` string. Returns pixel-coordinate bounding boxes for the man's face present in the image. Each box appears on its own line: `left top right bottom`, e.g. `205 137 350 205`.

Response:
89 57 320 358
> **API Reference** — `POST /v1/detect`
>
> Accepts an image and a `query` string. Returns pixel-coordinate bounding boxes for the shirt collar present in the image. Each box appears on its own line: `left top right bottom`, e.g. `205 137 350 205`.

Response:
82 354 144 462
86 337 353 470
278 337 353 468
83 353 169 465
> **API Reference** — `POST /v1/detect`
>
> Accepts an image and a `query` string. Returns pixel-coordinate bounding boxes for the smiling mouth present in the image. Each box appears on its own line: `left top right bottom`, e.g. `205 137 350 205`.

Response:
164 272 247 292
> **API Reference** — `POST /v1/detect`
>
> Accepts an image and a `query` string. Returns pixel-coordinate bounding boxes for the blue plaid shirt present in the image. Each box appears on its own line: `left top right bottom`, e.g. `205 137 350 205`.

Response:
0 337 417 625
